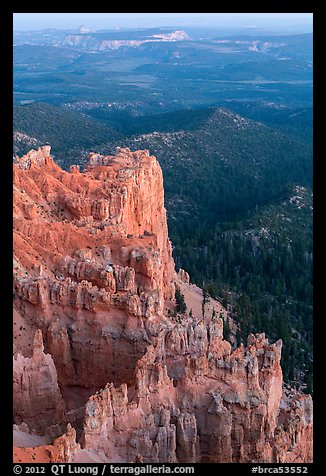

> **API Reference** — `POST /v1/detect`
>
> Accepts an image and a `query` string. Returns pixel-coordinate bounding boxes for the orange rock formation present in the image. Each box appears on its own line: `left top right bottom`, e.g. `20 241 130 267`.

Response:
13 146 313 463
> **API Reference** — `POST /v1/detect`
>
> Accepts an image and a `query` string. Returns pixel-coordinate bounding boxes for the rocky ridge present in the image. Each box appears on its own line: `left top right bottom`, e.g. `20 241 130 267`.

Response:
13 146 312 463
62 30 189 51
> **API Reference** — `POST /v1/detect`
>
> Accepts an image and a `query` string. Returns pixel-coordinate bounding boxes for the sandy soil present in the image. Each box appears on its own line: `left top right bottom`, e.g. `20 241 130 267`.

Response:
177 279 237 334
178 280 225 320
71 448 109 463
13 446 52 463
13 429 52 448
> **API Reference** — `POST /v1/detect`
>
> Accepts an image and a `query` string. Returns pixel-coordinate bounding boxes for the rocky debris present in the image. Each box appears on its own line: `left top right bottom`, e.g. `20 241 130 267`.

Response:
13 147 312 463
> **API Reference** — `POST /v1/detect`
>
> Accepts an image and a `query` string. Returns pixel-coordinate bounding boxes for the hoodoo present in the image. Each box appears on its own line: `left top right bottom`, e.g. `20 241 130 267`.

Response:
13 146 313 463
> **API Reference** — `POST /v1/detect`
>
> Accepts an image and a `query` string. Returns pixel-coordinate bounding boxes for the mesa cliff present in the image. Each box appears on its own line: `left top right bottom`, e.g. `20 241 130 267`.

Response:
13 146 313 463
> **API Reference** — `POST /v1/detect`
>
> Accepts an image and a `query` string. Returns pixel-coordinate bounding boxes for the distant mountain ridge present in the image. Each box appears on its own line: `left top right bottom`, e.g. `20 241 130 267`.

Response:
61 29 190 51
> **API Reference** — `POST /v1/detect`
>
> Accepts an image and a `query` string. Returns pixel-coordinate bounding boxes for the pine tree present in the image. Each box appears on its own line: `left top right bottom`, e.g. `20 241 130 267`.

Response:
224 316 231 341
175 288 187 314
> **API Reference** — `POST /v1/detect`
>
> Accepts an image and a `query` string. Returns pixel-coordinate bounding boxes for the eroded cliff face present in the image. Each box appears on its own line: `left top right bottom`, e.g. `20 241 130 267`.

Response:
14 146 174 389
13 146 312 463
13 330 65 435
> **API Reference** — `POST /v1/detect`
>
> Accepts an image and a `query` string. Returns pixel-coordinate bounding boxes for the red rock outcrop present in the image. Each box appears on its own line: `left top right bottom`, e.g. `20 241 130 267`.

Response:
14 146 175 389
13 146 312 463
77 327 285 463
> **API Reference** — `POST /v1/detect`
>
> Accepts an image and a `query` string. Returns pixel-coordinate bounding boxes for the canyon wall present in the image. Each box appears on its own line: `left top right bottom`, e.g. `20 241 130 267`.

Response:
13 146 313 463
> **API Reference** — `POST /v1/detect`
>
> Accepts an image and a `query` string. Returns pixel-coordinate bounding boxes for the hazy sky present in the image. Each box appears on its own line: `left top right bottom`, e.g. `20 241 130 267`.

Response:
13 13 313 32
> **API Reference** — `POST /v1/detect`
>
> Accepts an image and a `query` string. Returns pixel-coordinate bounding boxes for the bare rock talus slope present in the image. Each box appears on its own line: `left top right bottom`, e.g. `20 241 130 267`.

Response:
13 146 312 463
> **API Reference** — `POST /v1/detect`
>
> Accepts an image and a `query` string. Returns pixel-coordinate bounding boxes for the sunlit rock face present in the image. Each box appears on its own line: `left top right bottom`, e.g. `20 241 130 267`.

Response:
13 146 312 463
